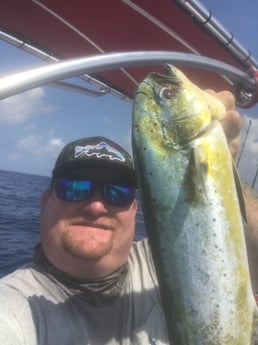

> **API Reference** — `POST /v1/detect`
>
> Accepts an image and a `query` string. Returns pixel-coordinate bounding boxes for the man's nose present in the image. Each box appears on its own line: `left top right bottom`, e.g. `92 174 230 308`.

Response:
82 189 109 215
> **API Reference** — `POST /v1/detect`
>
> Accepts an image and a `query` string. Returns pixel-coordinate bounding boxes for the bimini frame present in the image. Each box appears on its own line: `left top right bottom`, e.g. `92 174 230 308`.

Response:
0 51 257 108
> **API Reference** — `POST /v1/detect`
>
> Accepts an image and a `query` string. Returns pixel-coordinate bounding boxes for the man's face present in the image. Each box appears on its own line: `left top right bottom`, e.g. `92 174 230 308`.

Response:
40 169 137 278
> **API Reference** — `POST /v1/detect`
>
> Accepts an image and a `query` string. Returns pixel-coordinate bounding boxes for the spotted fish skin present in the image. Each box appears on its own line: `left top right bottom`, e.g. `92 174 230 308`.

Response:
132 64 258 345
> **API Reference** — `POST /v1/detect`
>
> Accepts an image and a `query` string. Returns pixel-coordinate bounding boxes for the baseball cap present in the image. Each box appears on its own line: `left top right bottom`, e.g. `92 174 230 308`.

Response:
51 136 137 187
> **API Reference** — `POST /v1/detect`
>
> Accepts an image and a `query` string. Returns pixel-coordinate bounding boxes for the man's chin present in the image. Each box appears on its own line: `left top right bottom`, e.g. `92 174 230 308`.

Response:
61 229 113 261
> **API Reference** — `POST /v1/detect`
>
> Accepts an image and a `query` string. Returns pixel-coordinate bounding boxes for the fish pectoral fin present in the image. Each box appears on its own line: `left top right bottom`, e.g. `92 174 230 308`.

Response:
193 147 208 199
232 159 247 224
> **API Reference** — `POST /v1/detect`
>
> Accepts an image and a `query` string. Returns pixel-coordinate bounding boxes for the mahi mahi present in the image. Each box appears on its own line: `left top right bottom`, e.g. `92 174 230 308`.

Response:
132 64 258 345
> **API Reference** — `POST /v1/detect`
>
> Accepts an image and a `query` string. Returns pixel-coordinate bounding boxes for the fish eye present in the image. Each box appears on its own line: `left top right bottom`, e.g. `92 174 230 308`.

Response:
159 87 174 99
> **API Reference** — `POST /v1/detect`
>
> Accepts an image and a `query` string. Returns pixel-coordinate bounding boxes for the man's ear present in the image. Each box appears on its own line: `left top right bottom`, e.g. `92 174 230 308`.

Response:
40 189 51 211
132 198 138 213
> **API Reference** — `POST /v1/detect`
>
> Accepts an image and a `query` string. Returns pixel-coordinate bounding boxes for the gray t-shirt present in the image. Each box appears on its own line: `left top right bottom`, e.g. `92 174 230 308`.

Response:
0 239 168 345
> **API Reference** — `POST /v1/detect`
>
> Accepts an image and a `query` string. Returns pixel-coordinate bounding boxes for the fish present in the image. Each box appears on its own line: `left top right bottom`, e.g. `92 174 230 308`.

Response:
132 64 258 345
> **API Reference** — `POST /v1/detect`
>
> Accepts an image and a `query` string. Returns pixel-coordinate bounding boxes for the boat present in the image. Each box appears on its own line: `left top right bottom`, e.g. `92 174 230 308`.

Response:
1 1 258 341
0 0 257 107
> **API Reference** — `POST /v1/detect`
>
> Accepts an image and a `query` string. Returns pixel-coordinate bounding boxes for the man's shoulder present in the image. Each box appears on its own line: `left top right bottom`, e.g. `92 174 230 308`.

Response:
0 262 51 296
129 238 154 264
0 263 35 282
128 238 158 284
0 264 43 344
130 237 151 257
1 263 31 283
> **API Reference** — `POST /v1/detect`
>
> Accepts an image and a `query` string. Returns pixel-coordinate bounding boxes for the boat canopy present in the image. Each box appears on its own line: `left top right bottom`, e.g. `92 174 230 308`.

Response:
0 0 258 107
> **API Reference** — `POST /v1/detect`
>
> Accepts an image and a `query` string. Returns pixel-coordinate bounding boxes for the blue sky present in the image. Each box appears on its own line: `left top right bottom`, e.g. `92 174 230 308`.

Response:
0 45 133 177
0 1 258 188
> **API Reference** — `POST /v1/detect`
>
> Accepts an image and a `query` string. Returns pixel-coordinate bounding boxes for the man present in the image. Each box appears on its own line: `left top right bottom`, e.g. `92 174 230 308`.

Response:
0 91 257 344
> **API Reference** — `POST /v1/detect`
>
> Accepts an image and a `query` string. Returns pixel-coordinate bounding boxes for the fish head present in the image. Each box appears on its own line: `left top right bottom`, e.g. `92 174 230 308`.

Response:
133 64 226 146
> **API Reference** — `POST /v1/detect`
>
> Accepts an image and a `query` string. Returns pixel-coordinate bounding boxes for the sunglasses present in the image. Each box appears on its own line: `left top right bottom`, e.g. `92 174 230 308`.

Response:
53 178 136 207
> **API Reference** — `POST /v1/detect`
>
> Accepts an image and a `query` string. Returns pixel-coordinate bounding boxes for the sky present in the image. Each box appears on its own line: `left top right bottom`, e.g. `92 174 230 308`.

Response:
0 1 258 188
0 45 133 177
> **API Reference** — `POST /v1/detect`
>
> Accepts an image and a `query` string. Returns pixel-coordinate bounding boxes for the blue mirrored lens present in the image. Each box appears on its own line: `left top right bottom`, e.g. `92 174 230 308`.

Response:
103 184 135 207
55 179 92 201
54 179 135 207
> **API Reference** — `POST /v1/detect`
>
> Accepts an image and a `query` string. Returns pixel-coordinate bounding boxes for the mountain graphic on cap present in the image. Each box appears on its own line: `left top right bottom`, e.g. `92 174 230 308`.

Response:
74 141 126 162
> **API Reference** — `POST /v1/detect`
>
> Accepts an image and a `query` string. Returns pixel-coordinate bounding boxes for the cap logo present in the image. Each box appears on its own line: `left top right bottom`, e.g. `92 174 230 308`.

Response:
74 142 126 162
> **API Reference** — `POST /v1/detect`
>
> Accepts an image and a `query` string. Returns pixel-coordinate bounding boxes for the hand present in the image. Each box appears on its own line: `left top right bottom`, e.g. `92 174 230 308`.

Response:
205 90 242 160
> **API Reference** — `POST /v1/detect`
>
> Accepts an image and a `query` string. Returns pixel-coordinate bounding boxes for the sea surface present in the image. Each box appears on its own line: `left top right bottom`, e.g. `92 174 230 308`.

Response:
0 170 146 278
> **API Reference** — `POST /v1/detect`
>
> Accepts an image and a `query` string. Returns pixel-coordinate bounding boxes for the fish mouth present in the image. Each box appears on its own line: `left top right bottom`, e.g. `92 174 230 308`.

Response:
134 64 181 98
149 64 182 87
135 89 148 96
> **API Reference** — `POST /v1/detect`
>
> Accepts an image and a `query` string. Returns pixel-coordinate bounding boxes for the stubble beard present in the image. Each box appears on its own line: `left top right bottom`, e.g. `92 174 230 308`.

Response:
61 227 113 261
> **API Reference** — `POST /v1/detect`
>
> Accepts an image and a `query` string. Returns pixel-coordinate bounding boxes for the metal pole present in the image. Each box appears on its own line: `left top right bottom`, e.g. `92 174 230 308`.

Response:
237 119 252 167
252 163 258 189
0 51 254 100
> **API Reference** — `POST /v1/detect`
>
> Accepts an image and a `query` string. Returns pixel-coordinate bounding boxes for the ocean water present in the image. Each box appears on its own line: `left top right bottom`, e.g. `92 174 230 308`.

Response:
0 170 146 278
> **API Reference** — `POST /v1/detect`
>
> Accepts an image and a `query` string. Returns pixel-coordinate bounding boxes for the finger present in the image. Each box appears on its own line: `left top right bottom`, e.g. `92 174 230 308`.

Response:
220 110 242 139
205 89 216 95
228 136 242 160
213 91 235 111
205 90 235 110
